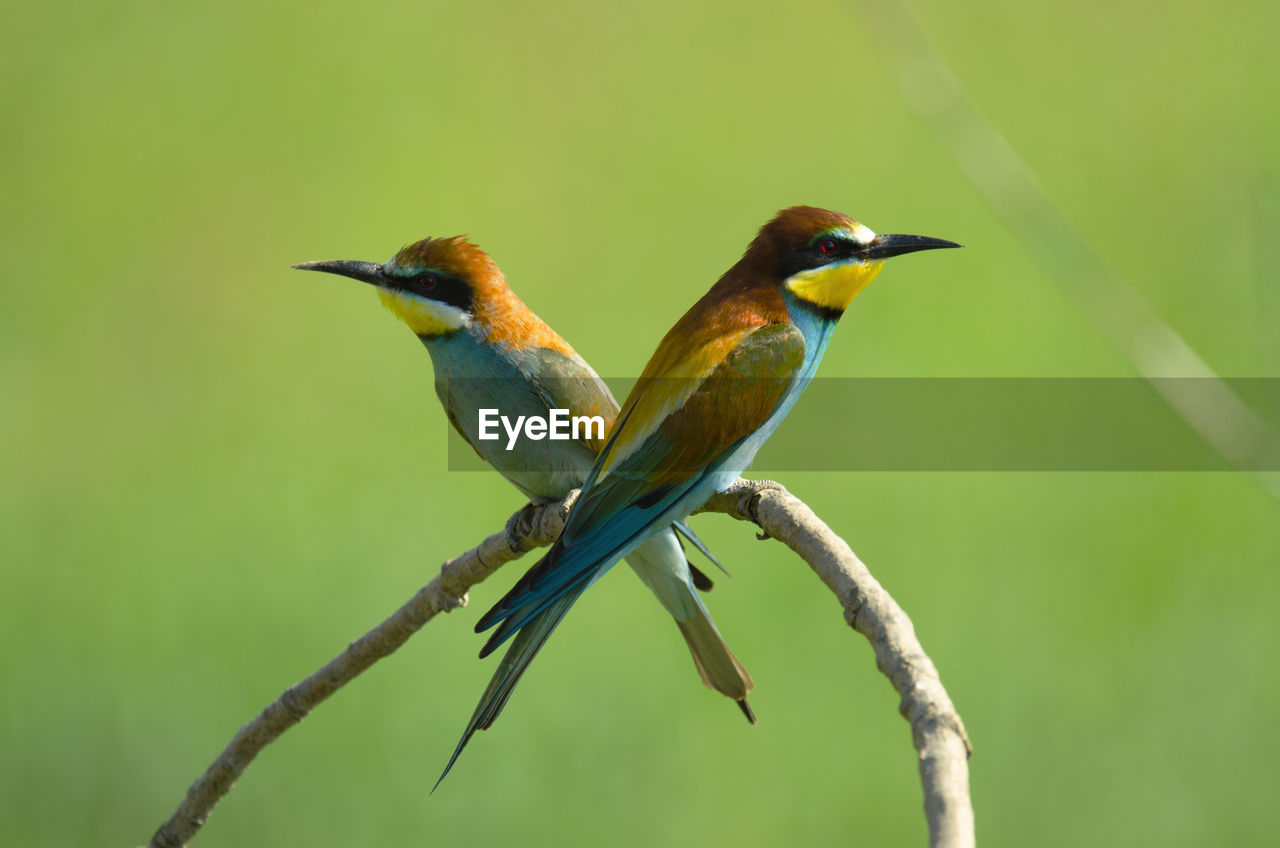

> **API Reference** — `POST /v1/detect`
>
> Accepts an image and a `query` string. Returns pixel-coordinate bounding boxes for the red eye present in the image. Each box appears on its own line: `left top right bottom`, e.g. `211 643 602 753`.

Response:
818 238 837 255
418 274 437 290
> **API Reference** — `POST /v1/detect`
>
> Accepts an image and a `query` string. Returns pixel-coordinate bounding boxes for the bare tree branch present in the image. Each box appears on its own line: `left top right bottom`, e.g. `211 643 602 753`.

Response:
148 481 973 848
147 497 573 848
697 480 974 848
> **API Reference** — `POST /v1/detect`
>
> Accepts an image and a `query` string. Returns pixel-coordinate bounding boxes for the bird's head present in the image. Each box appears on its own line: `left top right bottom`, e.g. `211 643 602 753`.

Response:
295 236 504 337
745 206 960 314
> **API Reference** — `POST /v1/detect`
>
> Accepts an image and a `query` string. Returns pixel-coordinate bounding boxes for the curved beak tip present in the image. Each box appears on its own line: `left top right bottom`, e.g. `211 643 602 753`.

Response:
291 259 386 286
864 234 963 260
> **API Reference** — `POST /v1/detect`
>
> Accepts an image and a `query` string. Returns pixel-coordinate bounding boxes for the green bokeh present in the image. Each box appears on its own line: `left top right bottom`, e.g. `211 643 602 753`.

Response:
3 1 1278 845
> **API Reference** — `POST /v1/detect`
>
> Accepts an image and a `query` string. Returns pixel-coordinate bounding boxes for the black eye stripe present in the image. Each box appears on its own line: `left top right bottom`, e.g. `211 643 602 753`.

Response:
777 235 858 277
398 271 473 313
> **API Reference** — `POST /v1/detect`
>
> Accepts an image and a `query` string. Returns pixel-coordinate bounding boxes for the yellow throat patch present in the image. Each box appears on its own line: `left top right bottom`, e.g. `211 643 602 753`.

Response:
785 260 885 313
377 288 470 336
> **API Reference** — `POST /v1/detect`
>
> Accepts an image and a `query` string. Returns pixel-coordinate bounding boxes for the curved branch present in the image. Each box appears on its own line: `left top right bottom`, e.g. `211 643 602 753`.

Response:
696 479 974 848
148 482 973 848
147 497 573 848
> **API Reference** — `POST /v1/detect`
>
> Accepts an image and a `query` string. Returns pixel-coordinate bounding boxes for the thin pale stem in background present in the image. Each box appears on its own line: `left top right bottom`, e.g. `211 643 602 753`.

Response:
862 0 1280 494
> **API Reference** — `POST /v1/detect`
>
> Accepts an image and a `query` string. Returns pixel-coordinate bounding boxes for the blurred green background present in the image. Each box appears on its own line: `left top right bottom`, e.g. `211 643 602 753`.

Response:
3 0 1278 845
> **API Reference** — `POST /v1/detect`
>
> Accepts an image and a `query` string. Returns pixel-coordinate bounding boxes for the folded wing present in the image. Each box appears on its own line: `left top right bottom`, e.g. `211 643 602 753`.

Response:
475 320 806 654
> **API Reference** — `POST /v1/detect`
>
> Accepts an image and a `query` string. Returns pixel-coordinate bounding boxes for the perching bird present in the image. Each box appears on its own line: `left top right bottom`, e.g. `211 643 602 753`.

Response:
443 206 959 783
294 236 755 757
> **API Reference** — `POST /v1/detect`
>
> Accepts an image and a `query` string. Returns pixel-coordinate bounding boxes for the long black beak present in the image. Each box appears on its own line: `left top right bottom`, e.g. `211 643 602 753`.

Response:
860 234 962 261
293 259 387 287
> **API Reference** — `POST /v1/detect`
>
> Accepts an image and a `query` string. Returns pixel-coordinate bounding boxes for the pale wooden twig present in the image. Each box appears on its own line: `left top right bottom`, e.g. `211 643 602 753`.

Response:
697 479 974 848
148 481 973 848
147 496 573 848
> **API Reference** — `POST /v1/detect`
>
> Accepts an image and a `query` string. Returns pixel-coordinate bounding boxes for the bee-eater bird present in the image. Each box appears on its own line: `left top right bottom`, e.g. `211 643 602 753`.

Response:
294 236 755 763
431 206 959 783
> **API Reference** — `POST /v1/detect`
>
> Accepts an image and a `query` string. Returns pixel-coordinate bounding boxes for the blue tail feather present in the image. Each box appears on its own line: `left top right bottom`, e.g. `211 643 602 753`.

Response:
672 520 730 577
434 582 589 790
